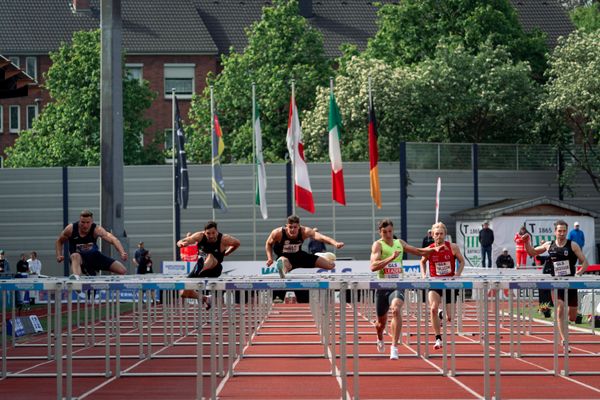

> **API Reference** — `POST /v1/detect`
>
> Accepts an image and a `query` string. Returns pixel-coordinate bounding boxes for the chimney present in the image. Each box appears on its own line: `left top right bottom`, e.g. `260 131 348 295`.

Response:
72 0 90 12
299 0 313 18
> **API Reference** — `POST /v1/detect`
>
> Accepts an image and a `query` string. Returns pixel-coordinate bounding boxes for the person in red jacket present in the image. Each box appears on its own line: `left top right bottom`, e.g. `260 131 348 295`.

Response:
514 226 528 269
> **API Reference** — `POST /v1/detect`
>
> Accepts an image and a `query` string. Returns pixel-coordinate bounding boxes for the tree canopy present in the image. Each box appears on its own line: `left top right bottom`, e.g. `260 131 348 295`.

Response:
365 0 548 79
5 29 159 167
538 30 600 191
303 43 541 161
570 2 600 32
186 0 332 163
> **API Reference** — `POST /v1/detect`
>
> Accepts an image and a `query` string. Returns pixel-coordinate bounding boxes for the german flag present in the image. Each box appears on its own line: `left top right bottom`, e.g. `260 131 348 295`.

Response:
368 102 381 209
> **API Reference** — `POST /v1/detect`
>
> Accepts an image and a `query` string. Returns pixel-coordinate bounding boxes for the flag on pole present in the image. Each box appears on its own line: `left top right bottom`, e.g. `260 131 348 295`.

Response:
435 177 441 223
254 99 268 219
174 97 189 209
368 101 381 209
286 94 315 213
212 112 228 211
328 91 346 205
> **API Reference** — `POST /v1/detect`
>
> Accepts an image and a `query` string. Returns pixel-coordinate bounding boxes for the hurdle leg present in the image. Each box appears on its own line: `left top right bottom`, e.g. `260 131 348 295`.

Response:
2 290 7 377
494 282 502 399
116 290 121 378
67 284 73 400
339 282 348 400
195 282 204 400
55 285 63 400
351 283 360 400
47 291 53 359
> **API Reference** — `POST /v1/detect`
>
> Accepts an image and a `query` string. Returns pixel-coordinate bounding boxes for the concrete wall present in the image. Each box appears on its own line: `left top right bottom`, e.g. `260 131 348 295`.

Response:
0 163 598 276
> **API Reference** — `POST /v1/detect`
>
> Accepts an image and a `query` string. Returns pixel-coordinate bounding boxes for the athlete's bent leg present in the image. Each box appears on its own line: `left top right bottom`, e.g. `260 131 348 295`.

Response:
109 261 127 275
314 256 335 270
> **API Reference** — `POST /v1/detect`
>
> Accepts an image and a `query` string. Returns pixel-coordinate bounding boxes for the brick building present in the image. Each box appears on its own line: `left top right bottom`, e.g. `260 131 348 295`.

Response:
0 0 574 161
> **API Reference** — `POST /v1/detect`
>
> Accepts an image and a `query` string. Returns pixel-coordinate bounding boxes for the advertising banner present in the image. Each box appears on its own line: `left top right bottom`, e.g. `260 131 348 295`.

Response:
457 216 595 268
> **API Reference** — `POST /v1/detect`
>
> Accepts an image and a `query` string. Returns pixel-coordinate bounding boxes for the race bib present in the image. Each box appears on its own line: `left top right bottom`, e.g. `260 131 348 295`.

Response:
553 260 570 276
282 243 301 253
435 261 452 276
383 262 402 278
76 243 96 253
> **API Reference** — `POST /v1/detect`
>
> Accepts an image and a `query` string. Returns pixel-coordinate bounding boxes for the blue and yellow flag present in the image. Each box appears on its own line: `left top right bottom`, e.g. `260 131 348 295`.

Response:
212 113 228 211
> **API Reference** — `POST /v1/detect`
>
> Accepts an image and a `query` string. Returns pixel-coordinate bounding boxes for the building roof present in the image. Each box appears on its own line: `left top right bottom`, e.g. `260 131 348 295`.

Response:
509 0 575 49
0 0 574 57
0 0 217 55
0 55 38 99
193 0 397 57
451 197 598 220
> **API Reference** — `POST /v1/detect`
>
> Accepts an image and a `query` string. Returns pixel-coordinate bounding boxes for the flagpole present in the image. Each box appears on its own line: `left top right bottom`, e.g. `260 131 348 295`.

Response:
368 76 375 242
435 176 441 223
210 85 216 222
290 79 296 216
330 77 336 253
171 88 177 261
252 83 257 261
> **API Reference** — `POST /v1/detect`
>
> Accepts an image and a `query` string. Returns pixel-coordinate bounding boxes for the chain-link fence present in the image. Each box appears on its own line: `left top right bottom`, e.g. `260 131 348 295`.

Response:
406 143 557 170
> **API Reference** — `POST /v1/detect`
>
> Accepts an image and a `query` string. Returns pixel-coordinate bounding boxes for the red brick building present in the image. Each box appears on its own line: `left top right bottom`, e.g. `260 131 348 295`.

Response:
0 0 574 161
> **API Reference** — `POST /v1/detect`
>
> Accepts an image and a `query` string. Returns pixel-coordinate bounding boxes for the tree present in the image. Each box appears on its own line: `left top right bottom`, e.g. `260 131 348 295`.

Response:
186 0 332 163
365 0 548 79
570 2 600 32
6 30 159 167
538 30 600 191
303 43 541 161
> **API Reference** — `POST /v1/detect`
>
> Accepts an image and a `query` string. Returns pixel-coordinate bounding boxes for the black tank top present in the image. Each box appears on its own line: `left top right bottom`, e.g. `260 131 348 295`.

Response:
198 232 224 263
68 222 99 255
273 226 304 256
546 239 578 277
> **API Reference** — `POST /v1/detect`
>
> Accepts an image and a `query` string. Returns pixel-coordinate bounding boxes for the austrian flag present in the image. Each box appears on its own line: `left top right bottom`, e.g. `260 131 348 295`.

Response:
286 94 315 213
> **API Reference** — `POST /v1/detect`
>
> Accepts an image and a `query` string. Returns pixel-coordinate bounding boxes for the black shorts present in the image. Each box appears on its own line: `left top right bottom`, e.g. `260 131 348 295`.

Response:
376 289 405 317
189 262 223 278
277 251 319 270
429 289 459 304
79 251 116 275
555 288 578 307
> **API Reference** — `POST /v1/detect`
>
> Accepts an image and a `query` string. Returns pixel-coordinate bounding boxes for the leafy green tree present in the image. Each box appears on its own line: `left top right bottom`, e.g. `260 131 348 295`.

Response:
365 0 548 79
303 42 541 161
6 30 159 167
570 2 600 32
187 0 332 163
538 30 600 191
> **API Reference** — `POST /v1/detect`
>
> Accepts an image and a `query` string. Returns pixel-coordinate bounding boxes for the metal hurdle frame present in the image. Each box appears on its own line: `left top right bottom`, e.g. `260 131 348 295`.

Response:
2 273 600 400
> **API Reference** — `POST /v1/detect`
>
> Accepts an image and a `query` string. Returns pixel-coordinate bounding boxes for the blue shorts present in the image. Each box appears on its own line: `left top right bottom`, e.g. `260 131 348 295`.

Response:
376 289 405 317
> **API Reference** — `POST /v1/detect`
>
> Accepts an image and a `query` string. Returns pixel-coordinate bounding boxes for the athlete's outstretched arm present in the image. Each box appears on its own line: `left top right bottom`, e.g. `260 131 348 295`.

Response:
522 233 548 256
571 242 589 275
95 226 128 261
265 229 281 266
222 234 241 256
177 231 204 248
370 241 400 272
55 224 73 263
452 243 465 276
307 227 344 249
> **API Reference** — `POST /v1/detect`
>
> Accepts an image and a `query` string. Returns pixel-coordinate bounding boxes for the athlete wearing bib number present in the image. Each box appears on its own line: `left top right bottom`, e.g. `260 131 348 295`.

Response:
371 219 441 360
266 215 344 278
523 219 589 348
420 222 465 350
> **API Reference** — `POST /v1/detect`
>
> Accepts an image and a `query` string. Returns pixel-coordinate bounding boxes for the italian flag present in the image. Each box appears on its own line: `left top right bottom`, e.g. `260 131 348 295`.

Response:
328 91 346 205
254 99 268 219
286 94 315 213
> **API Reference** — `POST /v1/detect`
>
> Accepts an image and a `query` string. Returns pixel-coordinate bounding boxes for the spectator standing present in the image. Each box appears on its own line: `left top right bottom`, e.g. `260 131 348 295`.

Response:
27 251 42 275
422 229 434 248
134 241 145 268
496 248 515 268
16 253 29 274
0 250 10 274
567 221 585 249
307 228 327 255
27 251 42 305
479 221 494 268
136 249 154 275
514 226 528 269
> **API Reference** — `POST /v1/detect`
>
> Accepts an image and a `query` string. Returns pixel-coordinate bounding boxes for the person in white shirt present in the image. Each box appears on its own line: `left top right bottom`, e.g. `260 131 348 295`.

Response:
27 251 42 304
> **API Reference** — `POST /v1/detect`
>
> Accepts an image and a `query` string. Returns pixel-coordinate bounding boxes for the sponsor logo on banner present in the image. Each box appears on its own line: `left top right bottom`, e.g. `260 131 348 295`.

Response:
458 222 483 268
521 219 556 246
162 261 188 275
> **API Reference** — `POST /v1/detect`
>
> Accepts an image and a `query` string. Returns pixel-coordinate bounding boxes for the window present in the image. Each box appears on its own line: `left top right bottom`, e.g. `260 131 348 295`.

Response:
164 129 175 163
8 56 20 68
125 63 143 83
164 64 195 99
27 105 38 129
9 105 20 133
26 57 37 80
0 105 3 133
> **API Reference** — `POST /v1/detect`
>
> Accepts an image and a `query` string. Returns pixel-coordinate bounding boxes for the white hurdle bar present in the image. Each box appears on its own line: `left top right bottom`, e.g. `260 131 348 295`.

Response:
1 273 600 400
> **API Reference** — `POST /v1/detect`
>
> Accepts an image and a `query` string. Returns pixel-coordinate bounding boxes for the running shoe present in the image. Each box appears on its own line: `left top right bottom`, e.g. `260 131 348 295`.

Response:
276 258 286 278
390 346 399 360
68 274 80 280
434 338 443 350
376 339 385 354
562 340 571 353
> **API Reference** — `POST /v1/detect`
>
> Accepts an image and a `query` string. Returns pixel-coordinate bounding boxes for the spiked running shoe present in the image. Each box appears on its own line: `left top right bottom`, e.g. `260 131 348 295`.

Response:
376 339 385 354
390 346 399 360
276 258 286 278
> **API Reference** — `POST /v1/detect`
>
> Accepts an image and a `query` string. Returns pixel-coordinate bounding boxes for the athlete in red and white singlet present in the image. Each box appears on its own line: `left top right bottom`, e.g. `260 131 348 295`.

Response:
427 241 455 278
